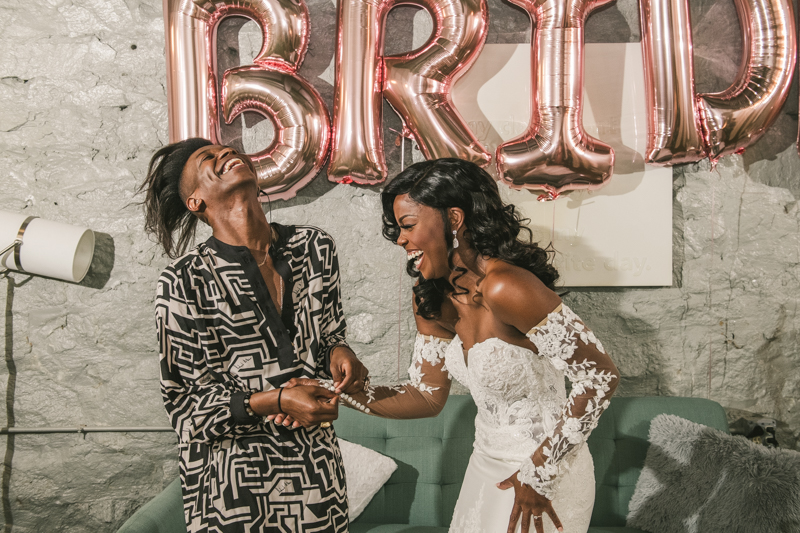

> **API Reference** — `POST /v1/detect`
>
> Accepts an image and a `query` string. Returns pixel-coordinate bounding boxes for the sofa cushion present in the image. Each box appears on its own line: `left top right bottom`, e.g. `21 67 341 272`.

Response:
340 439 398 519
586 397 729 527
626 414 800 533
587 526 646 533
350 525 448 533
336 395 477 527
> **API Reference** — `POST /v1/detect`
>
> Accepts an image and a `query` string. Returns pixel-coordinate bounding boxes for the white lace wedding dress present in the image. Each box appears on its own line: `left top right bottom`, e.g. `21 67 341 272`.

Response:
355 304 618 533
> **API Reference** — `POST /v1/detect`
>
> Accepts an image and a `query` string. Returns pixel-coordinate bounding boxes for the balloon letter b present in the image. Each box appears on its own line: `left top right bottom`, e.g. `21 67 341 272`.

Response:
496 0 615 199
163 0 330 200
329 0 491 184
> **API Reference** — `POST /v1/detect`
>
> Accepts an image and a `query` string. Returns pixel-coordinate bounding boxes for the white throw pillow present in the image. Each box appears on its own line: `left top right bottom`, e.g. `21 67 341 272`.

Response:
338 439 398 519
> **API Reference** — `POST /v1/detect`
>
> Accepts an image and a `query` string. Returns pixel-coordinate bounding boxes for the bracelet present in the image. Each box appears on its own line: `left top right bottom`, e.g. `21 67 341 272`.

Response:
244 393 256 417
277 387 284 414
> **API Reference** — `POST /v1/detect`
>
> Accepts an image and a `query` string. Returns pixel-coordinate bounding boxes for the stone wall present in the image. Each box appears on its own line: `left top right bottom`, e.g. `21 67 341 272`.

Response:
0 0 798 531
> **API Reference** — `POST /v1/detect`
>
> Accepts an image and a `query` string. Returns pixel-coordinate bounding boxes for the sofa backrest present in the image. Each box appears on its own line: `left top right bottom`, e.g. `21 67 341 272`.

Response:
337 394 730 528
586 396 729 527
336 394 477 527
117 394 731 532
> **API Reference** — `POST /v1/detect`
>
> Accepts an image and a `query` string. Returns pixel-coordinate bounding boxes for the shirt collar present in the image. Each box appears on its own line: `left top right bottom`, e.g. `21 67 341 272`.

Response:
205 222 294 261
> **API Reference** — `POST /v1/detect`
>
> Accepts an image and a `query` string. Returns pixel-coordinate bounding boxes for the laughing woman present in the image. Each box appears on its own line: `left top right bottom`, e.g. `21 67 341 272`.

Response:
286 158 619 533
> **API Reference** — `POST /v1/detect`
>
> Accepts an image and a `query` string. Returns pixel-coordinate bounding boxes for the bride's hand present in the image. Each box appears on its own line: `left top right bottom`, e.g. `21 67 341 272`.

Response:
497 472 563 533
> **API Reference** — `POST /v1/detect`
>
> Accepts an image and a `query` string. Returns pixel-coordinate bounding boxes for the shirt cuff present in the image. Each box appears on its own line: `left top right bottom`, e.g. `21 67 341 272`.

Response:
320 340 350 377
230 391 261 425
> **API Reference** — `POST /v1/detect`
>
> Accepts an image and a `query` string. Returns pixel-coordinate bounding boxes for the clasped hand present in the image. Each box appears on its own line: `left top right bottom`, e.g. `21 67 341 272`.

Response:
267 346 368 429
274 384 339 428
497 472 563 533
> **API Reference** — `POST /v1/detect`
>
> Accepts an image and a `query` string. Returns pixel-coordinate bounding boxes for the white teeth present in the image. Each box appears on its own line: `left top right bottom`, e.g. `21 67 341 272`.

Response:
406 250 423 270
222 158 243 174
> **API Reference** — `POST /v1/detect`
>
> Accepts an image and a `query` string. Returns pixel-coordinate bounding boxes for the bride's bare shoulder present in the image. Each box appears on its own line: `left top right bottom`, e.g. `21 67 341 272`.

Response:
480 260 561 332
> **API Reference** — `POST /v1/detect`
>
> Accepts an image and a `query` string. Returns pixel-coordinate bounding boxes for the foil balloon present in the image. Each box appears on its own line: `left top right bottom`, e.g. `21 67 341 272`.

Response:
222 67 330 199
163 0 330 200
328 0 491 184
639 0 707 165
495 0 615 200
697 0 795 164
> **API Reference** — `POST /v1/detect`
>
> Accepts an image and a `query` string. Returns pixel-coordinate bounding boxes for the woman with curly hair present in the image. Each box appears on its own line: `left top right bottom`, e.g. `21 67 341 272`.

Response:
285 158 619 532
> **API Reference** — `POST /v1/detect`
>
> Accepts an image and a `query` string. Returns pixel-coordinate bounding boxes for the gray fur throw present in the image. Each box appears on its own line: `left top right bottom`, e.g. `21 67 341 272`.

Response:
626 414 800 533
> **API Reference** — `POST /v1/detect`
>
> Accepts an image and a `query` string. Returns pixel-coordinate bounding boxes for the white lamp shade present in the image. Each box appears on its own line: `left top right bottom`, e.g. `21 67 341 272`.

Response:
0 210 95 283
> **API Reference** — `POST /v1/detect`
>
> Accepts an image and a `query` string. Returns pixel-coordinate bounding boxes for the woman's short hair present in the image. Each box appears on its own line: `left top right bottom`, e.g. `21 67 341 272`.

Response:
139 138 212 258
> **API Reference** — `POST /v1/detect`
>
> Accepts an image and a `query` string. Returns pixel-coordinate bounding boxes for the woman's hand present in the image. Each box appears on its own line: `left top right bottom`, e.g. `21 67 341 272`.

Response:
329 346 369 395
497 472 563 533
273 384 338 428
266 379 323 428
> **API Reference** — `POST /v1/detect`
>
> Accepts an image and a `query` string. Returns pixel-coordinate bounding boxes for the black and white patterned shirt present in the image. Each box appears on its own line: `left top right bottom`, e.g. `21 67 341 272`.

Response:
156 223 348 533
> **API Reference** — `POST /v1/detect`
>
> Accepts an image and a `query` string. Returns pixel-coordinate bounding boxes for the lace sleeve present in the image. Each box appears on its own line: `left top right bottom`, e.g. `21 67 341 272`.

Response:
342 334 452 419
517 304 619 499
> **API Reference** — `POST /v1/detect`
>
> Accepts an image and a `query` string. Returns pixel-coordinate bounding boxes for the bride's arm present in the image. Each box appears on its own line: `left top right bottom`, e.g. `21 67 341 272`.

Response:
343 332 452 419
519 304 619 497
483 268 619 498
278 298 454 421
341 303 454 419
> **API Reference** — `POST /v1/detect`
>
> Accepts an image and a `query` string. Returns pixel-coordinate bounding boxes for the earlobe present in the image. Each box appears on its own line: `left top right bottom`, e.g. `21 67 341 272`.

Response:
186 196 204 214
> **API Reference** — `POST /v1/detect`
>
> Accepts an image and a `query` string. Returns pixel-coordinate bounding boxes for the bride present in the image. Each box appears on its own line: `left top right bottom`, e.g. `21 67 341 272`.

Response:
281 158 620 532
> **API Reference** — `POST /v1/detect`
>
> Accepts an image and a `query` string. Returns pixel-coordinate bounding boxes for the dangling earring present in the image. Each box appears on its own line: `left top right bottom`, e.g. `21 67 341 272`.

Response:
452 230 459 249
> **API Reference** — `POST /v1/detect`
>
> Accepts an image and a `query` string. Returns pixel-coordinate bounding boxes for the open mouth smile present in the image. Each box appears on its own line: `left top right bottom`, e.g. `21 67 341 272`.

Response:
221 157 246 175
407 250 423 270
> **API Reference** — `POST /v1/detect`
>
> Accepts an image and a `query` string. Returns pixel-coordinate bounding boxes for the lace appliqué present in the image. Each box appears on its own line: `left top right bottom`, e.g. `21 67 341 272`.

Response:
519 304 616 500
449 483 486 533
366 334 450 402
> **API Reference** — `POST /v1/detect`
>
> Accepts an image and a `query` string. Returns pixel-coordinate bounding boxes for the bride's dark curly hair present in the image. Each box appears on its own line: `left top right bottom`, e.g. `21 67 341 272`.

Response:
381 158 559 320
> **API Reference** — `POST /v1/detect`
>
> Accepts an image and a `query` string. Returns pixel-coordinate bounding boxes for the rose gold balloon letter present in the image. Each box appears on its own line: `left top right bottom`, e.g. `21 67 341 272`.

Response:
496 0 614 199
640 0 795 165
328 0 491 184
639 0 706 164
163 0 330 200
697 0 795 163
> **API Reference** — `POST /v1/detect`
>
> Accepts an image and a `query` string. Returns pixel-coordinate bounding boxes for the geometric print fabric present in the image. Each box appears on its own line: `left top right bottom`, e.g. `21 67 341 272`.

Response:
155 224 349 532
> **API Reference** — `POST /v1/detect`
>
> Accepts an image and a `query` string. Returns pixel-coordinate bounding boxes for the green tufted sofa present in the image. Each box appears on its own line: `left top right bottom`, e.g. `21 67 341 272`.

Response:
118 395 730 533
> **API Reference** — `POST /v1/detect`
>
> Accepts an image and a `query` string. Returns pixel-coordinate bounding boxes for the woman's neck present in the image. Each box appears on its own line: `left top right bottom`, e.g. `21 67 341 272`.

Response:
209 194 272 251
449 246 487 287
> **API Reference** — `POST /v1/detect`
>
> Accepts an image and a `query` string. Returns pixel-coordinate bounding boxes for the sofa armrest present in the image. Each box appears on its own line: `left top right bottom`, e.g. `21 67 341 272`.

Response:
117 478 186 533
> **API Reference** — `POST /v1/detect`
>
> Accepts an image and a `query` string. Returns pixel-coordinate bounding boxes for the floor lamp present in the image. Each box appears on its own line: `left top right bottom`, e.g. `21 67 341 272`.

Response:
0 210 95 283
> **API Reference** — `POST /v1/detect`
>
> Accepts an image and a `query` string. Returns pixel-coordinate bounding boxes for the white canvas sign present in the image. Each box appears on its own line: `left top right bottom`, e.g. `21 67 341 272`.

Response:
446 42 673 287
